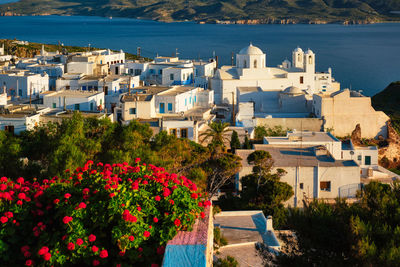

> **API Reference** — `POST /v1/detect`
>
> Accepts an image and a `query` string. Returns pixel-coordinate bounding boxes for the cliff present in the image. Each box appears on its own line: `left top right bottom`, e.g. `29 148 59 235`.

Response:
1 0 400 24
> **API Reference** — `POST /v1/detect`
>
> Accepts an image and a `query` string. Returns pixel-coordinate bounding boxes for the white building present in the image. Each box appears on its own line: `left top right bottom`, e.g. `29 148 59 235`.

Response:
42 90 105 112
211 44 339 106
313 89 389 138
0 70 49 99
236 144 360 207
0 43 4 56
0 105 50 134
67 61 95 76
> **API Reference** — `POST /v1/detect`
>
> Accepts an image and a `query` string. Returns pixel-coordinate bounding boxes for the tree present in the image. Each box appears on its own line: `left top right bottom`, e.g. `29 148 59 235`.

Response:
205 153 242 198
229 130 241 153
242 135 251 149
247 150 274 192
199 121 231 154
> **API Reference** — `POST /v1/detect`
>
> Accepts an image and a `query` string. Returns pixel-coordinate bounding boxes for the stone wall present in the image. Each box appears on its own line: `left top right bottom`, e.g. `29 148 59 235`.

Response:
256 117 323 132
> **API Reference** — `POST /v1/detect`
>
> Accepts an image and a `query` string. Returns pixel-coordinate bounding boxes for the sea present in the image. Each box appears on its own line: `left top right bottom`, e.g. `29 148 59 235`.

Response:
0 15 399 96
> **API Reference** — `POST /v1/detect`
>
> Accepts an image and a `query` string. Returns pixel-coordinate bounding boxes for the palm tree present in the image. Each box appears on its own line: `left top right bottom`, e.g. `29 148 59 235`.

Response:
199 121 231 153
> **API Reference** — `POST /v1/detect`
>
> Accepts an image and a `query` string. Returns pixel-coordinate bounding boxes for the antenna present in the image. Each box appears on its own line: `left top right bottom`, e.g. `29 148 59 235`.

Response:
231 51 234 66
137 47 141 58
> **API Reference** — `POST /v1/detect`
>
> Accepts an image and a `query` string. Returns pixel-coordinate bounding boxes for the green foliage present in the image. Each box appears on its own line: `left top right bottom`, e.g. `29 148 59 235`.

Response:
214 227 228 249
0 160 208 266
229 130 241 153
214 255 239 267
254 125 289 140
199 121 231 153
242 135 251 149
0 130 22 178
282 181 400 266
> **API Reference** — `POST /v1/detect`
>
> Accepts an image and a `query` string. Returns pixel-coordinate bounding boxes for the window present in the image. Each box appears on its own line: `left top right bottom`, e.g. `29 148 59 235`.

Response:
74 104 80 111
115 67 119 75
52 103 56 108
180 128 188 139
170 74 174 81
300 183 304 190
189 97 192 104
300 76 304 84
365 156 371 165
168 103 173 111
254 60 257 68
150 69 155 74
309 55 313 64
320 181 331 191
90 103 94 111
66 86 70 90
159 69 162 75
135 69 142 76
129 108 136 115
357 155 362 161
18 89 22 97
244 60 247 68
159 103 165 114
169 128 177 137
298 54 301 62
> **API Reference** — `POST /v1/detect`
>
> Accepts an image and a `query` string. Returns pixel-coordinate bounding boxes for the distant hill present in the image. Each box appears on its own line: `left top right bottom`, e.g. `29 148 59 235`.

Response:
372 81 400 116
1 0 400 23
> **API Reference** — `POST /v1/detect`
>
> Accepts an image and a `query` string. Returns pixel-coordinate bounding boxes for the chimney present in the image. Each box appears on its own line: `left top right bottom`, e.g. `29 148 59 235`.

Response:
266 215 274 232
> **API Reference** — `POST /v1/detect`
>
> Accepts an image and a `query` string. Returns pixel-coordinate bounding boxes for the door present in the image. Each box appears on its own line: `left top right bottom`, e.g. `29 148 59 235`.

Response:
159 103 165 114
365 156 371 165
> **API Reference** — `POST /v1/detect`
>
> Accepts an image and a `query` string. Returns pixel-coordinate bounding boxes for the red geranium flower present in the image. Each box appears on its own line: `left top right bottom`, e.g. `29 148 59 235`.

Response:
0 216 8 224
78 202 87 209
63 216 73 224
129 235 134 241
144 231 150 238
67 243 75 251
25 260 33 266
200 212 206 219
154 195 161 201
38 246 49 255
99 249 108 258
76 238 84 246
153 217 159 223
93 259 100 266
43 253 51 261
64 193 71 199
88 234 96 242
191 193 198 199
174 218 181 227
92 246 99 253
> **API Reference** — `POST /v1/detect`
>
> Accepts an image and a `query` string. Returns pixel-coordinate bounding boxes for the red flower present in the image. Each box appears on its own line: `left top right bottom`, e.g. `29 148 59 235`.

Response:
109 193 115 198
135 158 141 163
4 211 13 218
153 217 159 223
82 188 90 194
67 243 75 251
169 199 174 205
93 259 100 266
137 206 141 211
200 212 206 219
53 199 60 204
190 184 197 191
0 216 8 224
63 216 73 224
64 193 71 199
21 245 30 253
23 251 31 258
17 177 24 184
144 231 150 238
0 184 6 190
163 188 171 197
18 193 26 200
76 238 84 245
99 249 108 258
191 193 198 199
78 202 87 209
157 246 165 255
174 218 181 227
88 234 96 242
91 246 99 252
155 195 161 201
129 235 134 241
119 251 125 256
25 260 33 266
38 246 49 255
43 253 51 261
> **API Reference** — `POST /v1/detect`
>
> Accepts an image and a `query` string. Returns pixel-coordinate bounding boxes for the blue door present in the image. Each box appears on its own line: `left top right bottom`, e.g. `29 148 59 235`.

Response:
159 103 165 114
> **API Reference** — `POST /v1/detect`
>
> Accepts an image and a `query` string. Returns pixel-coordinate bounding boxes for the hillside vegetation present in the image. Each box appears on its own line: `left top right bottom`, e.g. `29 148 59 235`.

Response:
0 0 400 23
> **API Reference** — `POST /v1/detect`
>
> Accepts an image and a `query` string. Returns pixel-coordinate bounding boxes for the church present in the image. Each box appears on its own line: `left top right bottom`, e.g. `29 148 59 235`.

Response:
210 43 340 110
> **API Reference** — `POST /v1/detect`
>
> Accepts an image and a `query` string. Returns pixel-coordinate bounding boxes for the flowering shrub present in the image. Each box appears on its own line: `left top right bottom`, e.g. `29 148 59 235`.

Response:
0 159 210 266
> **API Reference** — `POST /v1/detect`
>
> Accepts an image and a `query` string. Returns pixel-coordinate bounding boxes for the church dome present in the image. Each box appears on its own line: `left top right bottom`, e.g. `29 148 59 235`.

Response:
239 43 264 55
293 47 303 53
283 86 303 94
305 49 314 54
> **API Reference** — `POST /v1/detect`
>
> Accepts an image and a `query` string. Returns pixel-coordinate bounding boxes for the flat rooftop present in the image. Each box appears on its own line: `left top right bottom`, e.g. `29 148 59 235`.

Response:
42 90 103 98
237 145 358 168
157 86 197 96
264 131 339 144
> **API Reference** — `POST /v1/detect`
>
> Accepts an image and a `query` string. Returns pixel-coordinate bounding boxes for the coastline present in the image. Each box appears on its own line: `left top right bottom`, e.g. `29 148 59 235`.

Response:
1 12 400 25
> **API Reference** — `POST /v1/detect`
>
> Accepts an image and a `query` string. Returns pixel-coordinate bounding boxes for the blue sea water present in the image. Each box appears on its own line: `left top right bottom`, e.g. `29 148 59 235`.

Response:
0 15 399 96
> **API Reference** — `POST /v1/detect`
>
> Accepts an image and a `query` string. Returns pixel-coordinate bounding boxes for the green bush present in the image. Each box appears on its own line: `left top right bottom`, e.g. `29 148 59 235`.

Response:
0 160 209 266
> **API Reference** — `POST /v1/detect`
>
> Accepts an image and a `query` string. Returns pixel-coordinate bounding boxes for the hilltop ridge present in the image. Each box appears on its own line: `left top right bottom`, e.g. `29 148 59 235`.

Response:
0 0 400 24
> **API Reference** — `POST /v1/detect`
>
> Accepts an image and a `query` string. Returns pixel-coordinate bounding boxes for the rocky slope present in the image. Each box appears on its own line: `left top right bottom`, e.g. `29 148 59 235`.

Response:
1 0 400 24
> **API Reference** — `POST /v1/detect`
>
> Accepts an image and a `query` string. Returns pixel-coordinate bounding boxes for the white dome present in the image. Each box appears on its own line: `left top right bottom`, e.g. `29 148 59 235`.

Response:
305 49 314 54
283 86 303 94
293 47 303 53
239 43 264 55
